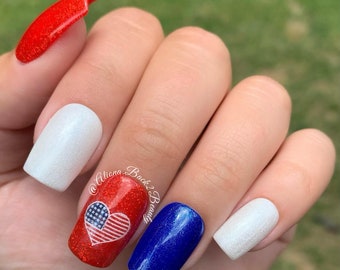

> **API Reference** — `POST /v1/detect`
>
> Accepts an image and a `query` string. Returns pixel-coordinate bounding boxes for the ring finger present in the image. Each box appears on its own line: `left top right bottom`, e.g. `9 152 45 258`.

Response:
128 75 292 269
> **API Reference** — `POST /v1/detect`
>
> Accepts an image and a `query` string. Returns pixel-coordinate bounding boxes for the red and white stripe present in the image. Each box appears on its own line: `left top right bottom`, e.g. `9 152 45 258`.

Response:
86 212 131 246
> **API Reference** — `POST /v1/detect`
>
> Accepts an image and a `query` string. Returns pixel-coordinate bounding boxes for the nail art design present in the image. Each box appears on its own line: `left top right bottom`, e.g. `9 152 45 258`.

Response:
128 202 204 270
213 198 279 260
15 0 96 63
23 103 102 191
69 174 149 268
85 202 131 245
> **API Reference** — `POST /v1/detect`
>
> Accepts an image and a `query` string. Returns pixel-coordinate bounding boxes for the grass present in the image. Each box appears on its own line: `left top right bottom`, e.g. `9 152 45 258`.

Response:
1 0 339 269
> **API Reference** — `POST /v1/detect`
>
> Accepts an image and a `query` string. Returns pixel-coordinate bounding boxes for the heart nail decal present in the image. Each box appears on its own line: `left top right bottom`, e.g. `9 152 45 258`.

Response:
69 174 149 267
85 201 131 246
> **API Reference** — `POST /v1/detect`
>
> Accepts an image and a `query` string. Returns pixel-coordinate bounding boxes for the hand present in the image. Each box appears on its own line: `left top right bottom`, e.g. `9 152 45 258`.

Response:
0 5 335 270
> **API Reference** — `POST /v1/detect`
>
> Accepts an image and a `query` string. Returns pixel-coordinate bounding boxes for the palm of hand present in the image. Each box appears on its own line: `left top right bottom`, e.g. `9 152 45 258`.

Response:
0 123 92 268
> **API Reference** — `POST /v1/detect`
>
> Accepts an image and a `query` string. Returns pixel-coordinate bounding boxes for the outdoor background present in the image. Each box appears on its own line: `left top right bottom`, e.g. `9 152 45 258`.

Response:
0 0 339 269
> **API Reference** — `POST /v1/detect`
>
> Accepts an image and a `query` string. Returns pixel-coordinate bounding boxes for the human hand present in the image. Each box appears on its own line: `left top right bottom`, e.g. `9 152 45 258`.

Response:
0 2 335 269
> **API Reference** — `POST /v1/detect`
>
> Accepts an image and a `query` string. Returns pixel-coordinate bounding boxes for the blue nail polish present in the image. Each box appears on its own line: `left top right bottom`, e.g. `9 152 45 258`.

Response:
128 202 204 270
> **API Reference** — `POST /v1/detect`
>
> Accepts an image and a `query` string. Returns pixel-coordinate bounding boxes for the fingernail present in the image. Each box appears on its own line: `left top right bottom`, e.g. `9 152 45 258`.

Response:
213 198 279 260
15 0 96 63
128 202 204 270
23 103 102 191
69 174 149 268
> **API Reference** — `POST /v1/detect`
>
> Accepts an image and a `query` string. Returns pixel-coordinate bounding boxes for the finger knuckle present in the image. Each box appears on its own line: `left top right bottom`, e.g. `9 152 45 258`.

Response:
279 161 313 196
302 129 336 158
169 26 231 66
97 7 163 38
240 75 292 114
125 107 183 165
194 143 243 195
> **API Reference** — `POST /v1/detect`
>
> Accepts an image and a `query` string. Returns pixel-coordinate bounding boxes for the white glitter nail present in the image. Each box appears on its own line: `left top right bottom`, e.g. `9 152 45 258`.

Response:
24 103 102 191
213 198 279 260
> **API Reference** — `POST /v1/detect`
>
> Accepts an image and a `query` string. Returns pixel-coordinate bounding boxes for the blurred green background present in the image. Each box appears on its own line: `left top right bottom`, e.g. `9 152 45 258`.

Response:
0 0 339 269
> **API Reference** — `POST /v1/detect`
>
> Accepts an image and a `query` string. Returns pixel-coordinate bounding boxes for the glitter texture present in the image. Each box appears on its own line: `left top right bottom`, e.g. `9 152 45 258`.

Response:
128 202 204 270
15 0 96 63
68 174 149 268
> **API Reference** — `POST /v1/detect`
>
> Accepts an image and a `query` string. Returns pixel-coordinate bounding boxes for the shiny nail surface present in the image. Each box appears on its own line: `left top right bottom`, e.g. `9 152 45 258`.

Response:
16 0 96 63
128 202 204 270
23 103 102 191
213 198 279 260
69 174 149 268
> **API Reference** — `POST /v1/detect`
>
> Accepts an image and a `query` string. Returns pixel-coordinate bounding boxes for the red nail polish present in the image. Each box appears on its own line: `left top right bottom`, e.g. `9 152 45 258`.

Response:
68 174 149 268
15 0 96 63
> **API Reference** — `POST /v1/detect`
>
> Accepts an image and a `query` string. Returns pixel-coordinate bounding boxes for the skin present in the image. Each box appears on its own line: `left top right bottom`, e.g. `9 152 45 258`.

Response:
0 8 336 270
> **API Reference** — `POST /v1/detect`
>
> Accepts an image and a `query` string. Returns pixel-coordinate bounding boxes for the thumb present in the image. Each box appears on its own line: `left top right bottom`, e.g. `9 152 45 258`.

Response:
0 0 97 129
0 0 93 175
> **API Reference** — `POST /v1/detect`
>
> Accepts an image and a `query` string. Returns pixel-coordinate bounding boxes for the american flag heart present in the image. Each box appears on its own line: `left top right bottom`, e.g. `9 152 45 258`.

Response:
84 201 131 246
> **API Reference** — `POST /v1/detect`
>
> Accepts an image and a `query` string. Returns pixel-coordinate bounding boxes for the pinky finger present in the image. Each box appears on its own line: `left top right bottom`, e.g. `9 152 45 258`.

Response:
213 129 336 260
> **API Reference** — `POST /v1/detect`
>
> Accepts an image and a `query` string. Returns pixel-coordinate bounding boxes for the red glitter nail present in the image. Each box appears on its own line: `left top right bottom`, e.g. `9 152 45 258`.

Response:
15 0 96 63
68 174 149 268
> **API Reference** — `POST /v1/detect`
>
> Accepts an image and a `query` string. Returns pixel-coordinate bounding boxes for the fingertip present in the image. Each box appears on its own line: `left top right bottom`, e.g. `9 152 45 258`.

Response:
15 19 87 66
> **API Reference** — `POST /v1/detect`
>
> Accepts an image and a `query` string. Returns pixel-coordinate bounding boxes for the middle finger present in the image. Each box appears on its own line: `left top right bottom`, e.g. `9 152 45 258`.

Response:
71 26 232 267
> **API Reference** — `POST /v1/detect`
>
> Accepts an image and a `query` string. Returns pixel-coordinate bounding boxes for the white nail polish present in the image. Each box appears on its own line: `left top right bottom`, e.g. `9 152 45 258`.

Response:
24 103 102 191
213 198 279 260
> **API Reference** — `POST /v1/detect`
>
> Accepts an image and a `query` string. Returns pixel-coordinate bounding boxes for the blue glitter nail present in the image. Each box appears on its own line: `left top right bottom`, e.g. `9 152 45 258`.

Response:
128 202 204 270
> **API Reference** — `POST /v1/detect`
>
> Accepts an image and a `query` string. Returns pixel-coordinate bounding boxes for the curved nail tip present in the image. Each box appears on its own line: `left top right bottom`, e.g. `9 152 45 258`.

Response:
15 0 94 63
213 198 279 260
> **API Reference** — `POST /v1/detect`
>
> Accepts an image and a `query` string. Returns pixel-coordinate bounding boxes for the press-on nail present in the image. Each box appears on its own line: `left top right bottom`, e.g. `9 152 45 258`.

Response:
69 174 149 268
128 202 204 270
213 198 279 260
15 0 96 63
23 103 102 191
